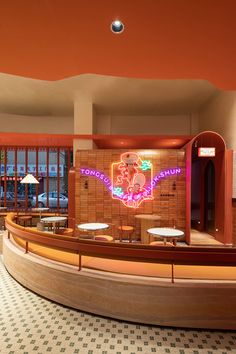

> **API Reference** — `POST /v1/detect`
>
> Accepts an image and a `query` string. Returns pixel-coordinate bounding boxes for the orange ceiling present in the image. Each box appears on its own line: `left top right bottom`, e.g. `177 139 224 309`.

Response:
0 0 235 89
0 132 192 149
94 135 191 149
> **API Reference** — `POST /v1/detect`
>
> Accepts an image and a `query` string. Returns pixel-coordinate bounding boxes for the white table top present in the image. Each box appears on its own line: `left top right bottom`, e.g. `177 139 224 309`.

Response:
147 227 184 237
0 206 7 210
31 207 49 212
77 223 109 231
41 216 67 223
135 214 161 220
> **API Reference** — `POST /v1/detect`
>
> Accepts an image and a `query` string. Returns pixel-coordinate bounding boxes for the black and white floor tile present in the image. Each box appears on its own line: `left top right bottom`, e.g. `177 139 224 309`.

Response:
0 256 236 354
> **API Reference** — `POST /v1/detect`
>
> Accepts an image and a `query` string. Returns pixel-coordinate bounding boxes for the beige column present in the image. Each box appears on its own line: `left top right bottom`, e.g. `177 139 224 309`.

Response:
73 98 96 165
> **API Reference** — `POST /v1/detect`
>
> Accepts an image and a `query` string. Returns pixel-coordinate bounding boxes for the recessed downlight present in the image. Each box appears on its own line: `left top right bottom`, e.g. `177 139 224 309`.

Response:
111 20 125 34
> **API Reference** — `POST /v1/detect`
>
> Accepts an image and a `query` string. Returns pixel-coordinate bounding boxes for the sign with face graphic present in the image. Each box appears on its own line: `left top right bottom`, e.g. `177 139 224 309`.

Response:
111 152 153 208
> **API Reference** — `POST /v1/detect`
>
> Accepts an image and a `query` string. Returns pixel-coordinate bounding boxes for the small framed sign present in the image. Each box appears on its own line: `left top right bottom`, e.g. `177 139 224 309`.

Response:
198 147 215 157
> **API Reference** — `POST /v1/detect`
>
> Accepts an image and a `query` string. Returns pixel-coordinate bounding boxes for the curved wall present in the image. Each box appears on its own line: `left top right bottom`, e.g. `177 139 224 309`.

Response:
3 236 236 330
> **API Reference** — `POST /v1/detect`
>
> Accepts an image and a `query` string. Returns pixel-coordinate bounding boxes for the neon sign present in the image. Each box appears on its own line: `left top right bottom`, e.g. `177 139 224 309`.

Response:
140 160 152 171
80 166 181 208
79 168 112 191
111 152 153 208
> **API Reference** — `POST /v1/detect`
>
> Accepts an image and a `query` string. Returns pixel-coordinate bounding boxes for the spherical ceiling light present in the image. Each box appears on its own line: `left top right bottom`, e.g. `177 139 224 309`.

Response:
111 20 125 34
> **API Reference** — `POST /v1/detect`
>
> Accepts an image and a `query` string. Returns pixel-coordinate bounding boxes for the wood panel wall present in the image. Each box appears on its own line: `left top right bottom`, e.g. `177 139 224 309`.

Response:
75 149 186 238
232 200 236 246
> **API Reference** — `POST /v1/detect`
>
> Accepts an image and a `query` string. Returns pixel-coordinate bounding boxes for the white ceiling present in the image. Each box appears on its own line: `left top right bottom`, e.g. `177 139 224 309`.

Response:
0 73 219 116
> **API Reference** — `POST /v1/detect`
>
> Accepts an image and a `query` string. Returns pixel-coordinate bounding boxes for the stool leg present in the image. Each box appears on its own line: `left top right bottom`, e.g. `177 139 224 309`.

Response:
119 229 123 242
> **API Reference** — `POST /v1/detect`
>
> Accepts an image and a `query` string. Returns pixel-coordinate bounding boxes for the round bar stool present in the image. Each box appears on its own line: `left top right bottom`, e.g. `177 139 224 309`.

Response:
118 217 134 243
17 215 33 227
95 223 114 242
55 228 74 236
94 235 114 242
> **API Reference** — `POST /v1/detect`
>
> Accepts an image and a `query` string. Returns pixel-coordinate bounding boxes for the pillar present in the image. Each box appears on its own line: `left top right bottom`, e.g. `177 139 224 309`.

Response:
73 98 95 165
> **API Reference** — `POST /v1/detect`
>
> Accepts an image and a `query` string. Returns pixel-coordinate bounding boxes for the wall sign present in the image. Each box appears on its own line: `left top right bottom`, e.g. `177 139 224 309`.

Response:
111 152 153 208
0 164 64 177
198 147 215 157
80 152 182 209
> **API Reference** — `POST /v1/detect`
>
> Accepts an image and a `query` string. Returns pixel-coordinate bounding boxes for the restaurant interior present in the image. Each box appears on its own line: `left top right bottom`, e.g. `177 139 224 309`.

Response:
1 1 236 331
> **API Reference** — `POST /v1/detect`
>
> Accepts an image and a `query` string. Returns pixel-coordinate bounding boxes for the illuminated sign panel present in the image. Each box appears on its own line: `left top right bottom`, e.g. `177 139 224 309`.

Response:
111 152 153 208
80 152 182 209
198 147 215 157
80 167 181 193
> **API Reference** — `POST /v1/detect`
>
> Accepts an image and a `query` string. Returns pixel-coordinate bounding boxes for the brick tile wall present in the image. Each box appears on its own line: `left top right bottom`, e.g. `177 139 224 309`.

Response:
75 149 186 238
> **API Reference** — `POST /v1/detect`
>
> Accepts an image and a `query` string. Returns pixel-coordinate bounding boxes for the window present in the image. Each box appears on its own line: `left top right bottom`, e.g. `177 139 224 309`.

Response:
0 147 73 212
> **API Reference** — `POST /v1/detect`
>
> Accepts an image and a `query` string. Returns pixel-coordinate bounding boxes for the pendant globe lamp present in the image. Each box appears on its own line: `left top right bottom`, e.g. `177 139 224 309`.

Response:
20 174 39 212
20 174 39 184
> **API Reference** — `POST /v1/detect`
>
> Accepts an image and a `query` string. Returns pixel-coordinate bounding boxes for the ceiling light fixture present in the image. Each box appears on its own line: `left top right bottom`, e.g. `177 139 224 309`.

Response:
111 20 125 34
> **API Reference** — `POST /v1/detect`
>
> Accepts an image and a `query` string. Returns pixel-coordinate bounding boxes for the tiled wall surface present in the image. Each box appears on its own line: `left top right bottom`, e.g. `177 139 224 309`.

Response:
75 149 186 238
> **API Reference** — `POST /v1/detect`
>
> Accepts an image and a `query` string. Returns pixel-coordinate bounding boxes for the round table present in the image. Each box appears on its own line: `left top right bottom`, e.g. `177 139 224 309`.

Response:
31 207 49 220
77 223 109 239
135 214 161 244
147 227 184 246
41 216 67 233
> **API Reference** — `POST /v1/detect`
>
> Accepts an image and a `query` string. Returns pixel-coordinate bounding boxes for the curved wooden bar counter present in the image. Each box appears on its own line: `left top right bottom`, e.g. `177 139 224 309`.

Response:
3 213 236 330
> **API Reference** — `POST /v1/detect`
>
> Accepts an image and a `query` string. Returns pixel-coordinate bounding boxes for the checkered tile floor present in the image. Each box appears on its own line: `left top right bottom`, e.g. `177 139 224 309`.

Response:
0 256 236 354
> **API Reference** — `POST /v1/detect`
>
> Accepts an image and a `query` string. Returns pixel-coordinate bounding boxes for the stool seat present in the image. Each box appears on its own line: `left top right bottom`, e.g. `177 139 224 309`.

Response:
118 223 134 243
149 241 174 247
94 235 114 242
118 225 134 232
55 228 74 236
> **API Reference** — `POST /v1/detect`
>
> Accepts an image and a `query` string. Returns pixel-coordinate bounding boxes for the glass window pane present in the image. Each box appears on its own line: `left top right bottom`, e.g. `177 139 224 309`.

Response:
17 148 26 209
49 148 58 210
0 146 72 211
27 149 36 207
36 149 47 208
6 149 15 209
59 149 69 212
0 149 5 207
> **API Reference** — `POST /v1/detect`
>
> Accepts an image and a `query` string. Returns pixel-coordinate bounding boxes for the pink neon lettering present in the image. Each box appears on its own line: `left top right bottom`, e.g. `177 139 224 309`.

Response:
80 167 181 201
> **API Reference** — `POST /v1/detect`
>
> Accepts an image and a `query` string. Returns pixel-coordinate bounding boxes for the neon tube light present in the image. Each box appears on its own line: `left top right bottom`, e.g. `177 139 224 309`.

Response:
111 152 153 208
80 166 181 208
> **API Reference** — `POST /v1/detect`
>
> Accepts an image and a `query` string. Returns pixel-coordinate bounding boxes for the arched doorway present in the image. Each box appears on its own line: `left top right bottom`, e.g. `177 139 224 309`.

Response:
186 131 232 245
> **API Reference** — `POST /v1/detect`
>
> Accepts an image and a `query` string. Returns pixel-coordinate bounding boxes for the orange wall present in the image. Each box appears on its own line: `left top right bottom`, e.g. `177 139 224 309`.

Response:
0 132 73 147
0 1 235 89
